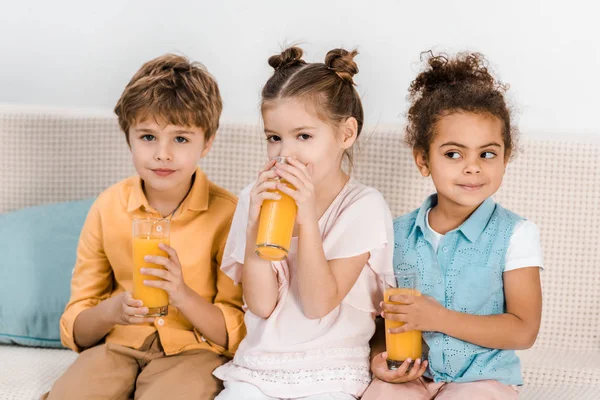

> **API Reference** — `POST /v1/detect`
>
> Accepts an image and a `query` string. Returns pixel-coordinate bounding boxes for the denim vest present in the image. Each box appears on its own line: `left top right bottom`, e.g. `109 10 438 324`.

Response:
393 194 523 385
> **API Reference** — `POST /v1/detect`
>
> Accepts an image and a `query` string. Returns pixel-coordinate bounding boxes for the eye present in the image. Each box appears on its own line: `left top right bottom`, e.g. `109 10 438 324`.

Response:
174 136 188 144
445 151 461 159
481 151 496 159
141 134 155 141
266 135 281 143
298 133 311 141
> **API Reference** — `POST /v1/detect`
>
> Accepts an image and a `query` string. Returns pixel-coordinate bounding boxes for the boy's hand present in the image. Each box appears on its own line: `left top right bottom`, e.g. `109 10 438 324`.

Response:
110 292 156 325
274 157 317 225
371 352 428 383
141 243 192 309
248 159 280 228
381 294 446 333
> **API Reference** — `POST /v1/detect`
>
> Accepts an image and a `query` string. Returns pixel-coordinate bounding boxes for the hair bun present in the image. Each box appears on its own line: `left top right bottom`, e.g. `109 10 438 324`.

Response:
268 47 305 71
325 48 359 83
410 51 499 95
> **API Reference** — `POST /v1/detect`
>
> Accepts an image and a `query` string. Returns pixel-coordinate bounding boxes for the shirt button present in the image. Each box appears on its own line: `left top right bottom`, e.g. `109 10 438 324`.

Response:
437 278 443 284
442 246 449 252
156 318 165 326
435 339 440 345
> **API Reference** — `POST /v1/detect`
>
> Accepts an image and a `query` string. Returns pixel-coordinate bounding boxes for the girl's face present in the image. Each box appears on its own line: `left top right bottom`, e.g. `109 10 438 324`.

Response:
262 98 356 188
414 112 509 210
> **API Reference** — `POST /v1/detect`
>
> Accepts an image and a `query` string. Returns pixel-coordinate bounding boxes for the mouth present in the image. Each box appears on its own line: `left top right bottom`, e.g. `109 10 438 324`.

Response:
457 184 484 192
151 168 176 177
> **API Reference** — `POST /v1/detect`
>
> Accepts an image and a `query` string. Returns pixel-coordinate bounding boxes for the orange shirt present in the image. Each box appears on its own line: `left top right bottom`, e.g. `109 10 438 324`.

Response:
60 167 245 357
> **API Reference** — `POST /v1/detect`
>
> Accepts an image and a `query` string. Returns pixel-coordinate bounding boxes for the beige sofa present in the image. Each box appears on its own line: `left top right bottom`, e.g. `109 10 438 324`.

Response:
1 105 599 399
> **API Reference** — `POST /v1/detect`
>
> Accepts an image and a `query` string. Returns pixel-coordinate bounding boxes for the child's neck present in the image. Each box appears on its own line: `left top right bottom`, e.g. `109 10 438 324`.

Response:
314 170 349 220
428 194 482 235
143 175 195 218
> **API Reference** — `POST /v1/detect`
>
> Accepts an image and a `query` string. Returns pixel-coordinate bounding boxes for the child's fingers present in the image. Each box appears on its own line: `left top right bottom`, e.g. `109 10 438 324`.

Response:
276 161 312 186
257 169 278 183
274 167 306 192
388 324 411 334
124 303 148 318
381 311 408 323
259 191 281 201
124 292 143 307
143 255 170 268
406 359 423 380
252 180 278 196
259 159 277 175
140 268 168 279
276 183 299 201
388 294 414 304
381 303 409 313
143 279 167 289
157 243 179 263
286 157 312 180
416 360 428 377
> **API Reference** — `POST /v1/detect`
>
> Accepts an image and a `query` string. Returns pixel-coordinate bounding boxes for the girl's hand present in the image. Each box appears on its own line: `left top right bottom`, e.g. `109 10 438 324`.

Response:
109 292 156 325
274 157 317 225
371 352 428 383
141 243 192 309
381 294 446 333
248 159 280 228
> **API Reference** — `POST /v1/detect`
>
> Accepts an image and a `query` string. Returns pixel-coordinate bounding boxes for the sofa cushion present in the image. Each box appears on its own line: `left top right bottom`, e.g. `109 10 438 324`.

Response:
0 198 94 347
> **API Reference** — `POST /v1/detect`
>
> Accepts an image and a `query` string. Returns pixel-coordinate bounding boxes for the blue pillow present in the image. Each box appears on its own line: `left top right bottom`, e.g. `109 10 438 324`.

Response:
0 198 95 347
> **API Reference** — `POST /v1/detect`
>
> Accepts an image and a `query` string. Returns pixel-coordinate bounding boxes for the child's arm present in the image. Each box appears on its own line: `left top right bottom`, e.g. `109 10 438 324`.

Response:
142 242 244 350
296 219 369 318
240 160 280 319
383 266 542 350
276 158 378 318
63 202 154 351
73 292 154 349
242 223 279 318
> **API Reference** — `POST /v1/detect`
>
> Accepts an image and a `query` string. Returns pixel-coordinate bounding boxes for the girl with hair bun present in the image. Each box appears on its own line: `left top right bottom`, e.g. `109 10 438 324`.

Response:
213 46 395 400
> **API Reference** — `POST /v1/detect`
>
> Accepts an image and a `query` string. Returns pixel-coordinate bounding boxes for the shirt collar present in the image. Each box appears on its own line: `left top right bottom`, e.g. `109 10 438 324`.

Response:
411 193 496 243
127 166 209 214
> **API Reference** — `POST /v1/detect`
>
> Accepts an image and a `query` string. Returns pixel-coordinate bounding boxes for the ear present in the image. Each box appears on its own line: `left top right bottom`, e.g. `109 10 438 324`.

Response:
200 133 216 158
413 148 430 177
339 117 358 150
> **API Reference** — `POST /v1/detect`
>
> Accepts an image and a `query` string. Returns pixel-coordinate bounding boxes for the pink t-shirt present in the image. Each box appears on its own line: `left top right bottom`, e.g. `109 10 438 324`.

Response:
213 178 395 398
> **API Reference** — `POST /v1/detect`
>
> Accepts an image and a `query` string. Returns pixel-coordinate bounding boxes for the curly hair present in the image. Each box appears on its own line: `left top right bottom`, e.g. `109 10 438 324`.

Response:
406 51 516 157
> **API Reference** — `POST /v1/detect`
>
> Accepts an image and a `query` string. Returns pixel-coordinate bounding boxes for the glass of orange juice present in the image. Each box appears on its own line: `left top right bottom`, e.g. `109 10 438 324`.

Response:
383 271 422 370
255 156 298 261
132 218 170 317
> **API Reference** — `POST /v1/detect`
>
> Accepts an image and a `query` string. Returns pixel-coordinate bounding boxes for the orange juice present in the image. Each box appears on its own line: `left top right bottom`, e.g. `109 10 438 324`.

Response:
255 180 297 261
385 287 422 369
132 235 170 316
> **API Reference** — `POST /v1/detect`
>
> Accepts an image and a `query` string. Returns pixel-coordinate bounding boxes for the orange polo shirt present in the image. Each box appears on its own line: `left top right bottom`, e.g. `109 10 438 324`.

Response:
60 167 245 357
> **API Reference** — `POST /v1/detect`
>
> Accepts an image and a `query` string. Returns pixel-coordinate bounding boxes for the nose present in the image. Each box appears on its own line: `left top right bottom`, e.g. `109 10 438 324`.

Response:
154 140 173 162
463 157 481 175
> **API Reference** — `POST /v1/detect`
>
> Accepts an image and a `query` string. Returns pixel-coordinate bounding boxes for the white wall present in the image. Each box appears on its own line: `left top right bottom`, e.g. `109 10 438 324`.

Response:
1 0 598 137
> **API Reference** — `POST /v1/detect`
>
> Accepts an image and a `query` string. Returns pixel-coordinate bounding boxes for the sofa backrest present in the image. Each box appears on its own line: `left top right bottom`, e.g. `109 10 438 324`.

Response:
1 105 599 351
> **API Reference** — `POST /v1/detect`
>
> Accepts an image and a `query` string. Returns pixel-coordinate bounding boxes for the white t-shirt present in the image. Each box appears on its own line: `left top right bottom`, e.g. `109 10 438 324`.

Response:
425 208 544 272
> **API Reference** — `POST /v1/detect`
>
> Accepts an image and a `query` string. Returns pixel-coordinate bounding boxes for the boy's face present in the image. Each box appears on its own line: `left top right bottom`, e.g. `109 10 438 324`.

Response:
414 112 508 210
128 116 213 196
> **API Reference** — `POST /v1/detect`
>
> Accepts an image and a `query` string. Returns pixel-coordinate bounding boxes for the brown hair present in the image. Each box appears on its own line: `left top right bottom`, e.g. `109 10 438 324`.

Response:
114 54 222 144
261 46 364 164
406 51 516 157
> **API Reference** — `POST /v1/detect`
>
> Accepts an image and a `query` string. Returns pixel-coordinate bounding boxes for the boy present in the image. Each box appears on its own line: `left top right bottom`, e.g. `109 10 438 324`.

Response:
45 54 244 400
